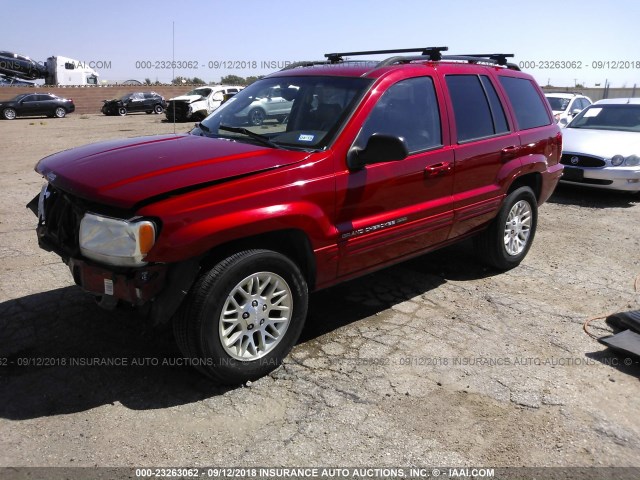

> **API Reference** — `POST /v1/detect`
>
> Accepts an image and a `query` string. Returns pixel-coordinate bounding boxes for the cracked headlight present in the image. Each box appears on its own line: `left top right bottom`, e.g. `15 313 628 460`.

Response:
79 213 156 266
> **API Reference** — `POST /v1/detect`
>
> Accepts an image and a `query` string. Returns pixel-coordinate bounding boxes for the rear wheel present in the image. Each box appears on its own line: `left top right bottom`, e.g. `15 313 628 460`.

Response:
54 107 66 118
173 250 308 384
2 108 16 120
475 186 538 270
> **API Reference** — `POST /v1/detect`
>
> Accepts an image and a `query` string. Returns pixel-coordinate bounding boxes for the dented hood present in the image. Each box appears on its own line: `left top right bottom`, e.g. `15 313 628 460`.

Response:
168 94 204 103
35 134 309 209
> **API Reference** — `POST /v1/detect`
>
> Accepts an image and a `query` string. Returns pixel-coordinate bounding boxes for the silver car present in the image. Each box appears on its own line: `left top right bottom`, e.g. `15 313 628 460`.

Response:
235 85 295 126
560 98 640 192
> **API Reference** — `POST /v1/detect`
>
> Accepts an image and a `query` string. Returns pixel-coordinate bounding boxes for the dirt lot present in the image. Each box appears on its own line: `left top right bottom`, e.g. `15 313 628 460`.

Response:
0 114 639 470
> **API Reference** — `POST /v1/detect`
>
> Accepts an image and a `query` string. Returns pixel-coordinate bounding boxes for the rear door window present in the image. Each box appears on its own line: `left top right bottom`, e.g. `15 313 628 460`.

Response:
446 75 509 142
499 76 551 130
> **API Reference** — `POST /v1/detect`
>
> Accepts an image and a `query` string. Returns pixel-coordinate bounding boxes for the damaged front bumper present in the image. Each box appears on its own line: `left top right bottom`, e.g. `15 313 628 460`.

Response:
67 257 168 306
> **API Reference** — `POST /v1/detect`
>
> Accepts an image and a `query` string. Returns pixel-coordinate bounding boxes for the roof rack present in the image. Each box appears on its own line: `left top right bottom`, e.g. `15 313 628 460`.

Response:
324 47 449 63
280 48 520 73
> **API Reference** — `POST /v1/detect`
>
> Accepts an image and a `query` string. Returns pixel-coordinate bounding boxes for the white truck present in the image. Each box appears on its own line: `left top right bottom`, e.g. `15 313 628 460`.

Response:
165 85 243 122
0 51 99 86
44 56 99 85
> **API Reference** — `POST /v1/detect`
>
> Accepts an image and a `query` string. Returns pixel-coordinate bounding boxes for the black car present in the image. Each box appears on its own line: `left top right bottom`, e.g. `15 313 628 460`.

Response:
0 51 47 81
101 92 167 116
0 93 75 120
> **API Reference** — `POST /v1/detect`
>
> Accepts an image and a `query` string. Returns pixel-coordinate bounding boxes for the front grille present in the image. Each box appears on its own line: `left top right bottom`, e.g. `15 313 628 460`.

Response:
561 154 606 168
37 185 85 259
165 101 190 120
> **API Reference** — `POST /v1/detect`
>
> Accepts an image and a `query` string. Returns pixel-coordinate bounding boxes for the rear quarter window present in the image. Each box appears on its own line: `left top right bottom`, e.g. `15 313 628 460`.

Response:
499 76 551 130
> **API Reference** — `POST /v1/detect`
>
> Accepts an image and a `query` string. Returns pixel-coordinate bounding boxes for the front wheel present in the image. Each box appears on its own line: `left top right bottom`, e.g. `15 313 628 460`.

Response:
118 107 127 116
173 250 308 384
475 186 538 270
154 104 164 114
247 108 265 126
2 108 16 120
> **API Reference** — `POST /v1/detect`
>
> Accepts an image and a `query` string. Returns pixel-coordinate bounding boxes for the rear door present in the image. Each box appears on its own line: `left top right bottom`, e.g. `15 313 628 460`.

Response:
335 75 455 277
36 94 56 115
440 69 519 238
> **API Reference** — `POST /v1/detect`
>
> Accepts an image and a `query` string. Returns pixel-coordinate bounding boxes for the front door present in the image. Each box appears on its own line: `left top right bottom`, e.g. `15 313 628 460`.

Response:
335 76 455 277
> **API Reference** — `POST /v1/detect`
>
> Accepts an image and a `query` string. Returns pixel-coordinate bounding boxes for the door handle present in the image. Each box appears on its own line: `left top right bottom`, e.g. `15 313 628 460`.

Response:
501 145 520 161
425 162 452 177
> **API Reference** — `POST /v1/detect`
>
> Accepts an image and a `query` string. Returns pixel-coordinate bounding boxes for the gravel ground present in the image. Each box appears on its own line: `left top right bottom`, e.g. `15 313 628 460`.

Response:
0 114 639 469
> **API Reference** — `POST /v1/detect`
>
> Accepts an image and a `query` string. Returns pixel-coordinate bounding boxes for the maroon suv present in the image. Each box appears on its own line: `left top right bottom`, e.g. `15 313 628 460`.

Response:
28 47 563 384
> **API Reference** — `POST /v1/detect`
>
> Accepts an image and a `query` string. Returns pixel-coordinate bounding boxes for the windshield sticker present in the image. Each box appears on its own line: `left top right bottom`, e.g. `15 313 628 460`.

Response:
298 134 315 142
584 108 602 118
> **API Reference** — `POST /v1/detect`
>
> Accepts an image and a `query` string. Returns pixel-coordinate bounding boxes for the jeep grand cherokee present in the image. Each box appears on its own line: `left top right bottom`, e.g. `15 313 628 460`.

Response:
28 47 563 384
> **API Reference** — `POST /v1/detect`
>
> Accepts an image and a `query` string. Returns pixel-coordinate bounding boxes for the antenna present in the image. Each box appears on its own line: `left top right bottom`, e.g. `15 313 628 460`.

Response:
172 20 176 134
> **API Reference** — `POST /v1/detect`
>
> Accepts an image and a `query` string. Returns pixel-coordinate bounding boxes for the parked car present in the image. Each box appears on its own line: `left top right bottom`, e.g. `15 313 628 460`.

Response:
545 92 592 127
0 93 74 119
101 92 166 116
165 85 243 122
233 85 295 125
560 98 640 191
28 47 563 384
0 51 47 81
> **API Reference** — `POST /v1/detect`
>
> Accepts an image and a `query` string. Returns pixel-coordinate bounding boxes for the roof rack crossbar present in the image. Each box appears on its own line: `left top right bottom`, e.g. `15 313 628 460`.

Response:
325 47 448 63
440 55 520 71
452 53 514 66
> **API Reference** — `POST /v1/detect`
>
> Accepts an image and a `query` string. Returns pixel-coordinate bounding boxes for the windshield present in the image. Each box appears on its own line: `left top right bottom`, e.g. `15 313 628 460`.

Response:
567 104 640 132
546 97 571 112
195 76 372 149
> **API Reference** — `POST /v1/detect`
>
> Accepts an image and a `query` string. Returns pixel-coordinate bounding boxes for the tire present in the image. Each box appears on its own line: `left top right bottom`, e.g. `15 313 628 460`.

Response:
2 108 16 120
475 186 538 270
118 107 127 116
153 104 163 114
247 108 265 126
173 249 308 385
54 107 66 118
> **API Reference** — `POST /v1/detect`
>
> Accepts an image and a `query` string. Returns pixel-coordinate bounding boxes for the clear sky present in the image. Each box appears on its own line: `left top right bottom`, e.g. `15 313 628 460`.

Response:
2 0 639 87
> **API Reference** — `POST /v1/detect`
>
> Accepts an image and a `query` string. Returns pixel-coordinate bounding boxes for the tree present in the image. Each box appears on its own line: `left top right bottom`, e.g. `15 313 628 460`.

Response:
144 78 152 85
191 77 206 85
244 75 263 86
221 74 245 85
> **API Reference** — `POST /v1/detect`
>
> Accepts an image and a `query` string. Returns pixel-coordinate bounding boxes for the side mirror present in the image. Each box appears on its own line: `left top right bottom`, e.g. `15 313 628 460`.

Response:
571 108 581 116
347 134 408 170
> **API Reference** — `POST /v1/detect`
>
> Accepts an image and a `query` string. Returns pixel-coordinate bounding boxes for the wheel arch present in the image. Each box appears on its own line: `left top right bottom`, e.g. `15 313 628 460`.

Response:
199 228 317 290
507 172 542 203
